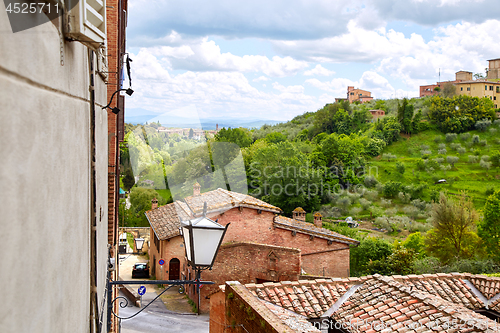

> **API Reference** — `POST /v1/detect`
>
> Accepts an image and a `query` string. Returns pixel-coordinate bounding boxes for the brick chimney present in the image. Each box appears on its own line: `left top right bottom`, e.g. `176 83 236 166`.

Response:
292 207 306 222
193 182 201 196
151 197 158 210
314 212 322 228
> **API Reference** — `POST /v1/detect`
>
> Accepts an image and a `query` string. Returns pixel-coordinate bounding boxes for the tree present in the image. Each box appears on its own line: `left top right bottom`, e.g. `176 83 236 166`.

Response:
188 128 194 138
215 127 253 148
478 190 500 262
122 167 135 191
350 237 393 276
440 82 456 98
396 162 405 174
425 192 482 262
402 232 426 259
446 156 459 168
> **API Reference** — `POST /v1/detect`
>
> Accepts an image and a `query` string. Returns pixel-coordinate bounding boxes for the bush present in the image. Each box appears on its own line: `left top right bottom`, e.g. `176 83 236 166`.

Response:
420 144 430 150
445 133 457 142
438 143 446 149
494 119 500 126
475 118 492 132
364 190 379 201
420 150 432 157
489 128 497 135
398 192 411 204
433 157 444 164
382 153 397 162
437 148 447 155
481 155 490 161
460 133 471 141
468 155 479 163
433 136 442 143
396 162 405 174
457 147 466 155
446 156 459 167
359 198 372 210
480 139 487 146
439 164 451 172
485 187 495 196
380 198 392 207
363 175 378 188
472 134 480 144
480 159 492 170
383 181 402 198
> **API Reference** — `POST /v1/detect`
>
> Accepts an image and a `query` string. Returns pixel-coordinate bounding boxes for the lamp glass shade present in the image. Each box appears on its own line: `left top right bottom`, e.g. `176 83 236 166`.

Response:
181 216 228 268
134 238 145 251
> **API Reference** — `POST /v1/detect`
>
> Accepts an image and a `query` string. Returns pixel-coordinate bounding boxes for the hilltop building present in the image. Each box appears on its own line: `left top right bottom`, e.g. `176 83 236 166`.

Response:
347 86 374 103
145 185 359 313
419 59 500 108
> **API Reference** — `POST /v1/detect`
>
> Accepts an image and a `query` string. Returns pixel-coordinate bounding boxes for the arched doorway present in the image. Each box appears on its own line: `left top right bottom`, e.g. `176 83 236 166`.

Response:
169 258 180 280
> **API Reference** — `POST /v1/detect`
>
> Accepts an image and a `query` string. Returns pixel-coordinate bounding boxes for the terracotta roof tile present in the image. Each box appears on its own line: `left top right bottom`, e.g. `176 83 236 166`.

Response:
274 216 359 245
243 274 500 332
145 188 281 240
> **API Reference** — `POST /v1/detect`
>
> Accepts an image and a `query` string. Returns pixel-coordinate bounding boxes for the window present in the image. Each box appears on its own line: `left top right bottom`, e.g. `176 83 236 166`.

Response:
461 87 463 91
485 85 488 90
467 87 470 91
494 96 497 100
490 86 494 91
497 86 499 93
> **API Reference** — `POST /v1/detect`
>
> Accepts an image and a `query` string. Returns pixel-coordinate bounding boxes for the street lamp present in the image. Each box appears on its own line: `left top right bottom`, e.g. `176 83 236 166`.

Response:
106 202 229 330
180 202 229 314
134 237 145 254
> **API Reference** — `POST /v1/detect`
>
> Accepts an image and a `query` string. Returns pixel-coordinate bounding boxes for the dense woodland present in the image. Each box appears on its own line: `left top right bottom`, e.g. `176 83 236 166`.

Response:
120 94 500 277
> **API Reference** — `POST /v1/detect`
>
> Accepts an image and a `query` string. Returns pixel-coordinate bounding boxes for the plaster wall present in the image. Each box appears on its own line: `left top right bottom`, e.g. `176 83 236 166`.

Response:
0 7 109 333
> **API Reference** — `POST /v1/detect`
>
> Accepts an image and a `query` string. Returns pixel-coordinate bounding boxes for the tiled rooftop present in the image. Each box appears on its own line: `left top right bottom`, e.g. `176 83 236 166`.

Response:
146 188 281 240
244 274 500 332
274 216 359 245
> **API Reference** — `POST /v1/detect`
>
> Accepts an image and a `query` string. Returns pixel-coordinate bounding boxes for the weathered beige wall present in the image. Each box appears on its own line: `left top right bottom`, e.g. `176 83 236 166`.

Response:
0 6 109 333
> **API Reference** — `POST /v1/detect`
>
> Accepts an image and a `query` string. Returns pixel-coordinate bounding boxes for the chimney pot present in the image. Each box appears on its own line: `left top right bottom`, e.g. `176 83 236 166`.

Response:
193 182 201 196
314 212 322 228
151 197 158 210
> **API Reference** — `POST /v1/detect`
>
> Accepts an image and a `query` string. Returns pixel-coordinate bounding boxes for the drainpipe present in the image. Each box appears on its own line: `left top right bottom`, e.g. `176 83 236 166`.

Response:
88 49 101 333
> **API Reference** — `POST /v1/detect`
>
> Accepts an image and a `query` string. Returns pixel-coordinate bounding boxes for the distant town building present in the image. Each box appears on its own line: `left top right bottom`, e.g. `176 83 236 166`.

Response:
346 86 373 103
369 109 385 121
419 58 500 108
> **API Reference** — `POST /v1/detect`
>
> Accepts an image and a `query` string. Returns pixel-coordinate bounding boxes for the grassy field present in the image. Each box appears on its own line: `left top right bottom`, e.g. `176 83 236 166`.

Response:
369 126 500 210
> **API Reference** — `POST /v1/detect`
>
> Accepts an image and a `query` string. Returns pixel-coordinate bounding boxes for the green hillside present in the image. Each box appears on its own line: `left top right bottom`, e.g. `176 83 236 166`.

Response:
369 127 500 209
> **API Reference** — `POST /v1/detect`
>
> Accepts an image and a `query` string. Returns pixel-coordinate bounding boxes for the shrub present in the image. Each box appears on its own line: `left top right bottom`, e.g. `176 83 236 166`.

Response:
396 162 405 174
416 159 426 171
446 156 459 167
468 155 479 163
438 143 446 149
445 133 457 142
363 175 378 188
480 159 492 170
420 144 430 150
349 207 362 217
383 181 402 198
449 143 460 151
382 153 397 162
489 128 497 135
485 187 495 196
398 192 411 204
433 157 444 164
437 148 447 155
420 150 432 157
337 197 351 213
472 134 480 144
480 139 487 146
364 190 379 201
433 136 442 143
439 164 451 172
494 119 500 126
459 133 471 141
380 198 392 207
481 155 490 161
475 118 492 132
457 147 466 155
359 198 372 210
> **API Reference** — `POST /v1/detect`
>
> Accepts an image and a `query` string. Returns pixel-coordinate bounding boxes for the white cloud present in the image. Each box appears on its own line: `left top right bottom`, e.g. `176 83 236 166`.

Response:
128 49 324 120
304 65 336 76
146 38 308 77
253 76 270 82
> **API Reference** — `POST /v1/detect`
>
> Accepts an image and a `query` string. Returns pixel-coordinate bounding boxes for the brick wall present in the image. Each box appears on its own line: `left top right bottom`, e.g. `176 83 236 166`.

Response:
214 282 298 333
189 242 301 313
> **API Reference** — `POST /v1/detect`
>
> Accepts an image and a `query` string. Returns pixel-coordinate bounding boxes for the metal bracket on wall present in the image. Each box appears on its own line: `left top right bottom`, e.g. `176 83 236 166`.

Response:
58 16 64 66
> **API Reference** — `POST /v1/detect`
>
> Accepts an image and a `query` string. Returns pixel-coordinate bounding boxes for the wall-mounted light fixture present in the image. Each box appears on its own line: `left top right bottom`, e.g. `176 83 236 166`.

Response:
102 88 134 114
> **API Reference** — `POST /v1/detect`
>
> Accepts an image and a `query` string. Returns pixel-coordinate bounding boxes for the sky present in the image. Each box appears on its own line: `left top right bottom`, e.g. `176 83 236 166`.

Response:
125 0 500 123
